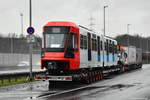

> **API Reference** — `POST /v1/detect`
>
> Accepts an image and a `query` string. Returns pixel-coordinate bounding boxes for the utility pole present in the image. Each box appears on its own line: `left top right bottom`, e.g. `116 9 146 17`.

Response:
127 24 131 63
140 33 142 51
10 34 13 53
103 5 108 36
29 0 32 27
127 24 131 46
103 5 108 67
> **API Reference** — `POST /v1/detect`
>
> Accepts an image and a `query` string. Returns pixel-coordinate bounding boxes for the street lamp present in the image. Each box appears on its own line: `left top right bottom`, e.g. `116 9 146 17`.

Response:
104 5 108 36
127 24 131 46
127 24 131 63
20 13 23 36
103 5 108 67
29 0 32 27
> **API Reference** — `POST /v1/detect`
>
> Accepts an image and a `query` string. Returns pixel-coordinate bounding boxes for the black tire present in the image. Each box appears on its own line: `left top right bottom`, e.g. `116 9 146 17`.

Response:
48 81 55 90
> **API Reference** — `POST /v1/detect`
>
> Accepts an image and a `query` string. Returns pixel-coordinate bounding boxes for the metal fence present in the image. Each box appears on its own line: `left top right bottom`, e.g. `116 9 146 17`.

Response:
0 53 40 67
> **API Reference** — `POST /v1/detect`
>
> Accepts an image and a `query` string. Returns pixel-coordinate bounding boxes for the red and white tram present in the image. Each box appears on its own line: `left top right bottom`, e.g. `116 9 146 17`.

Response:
37 21 141 84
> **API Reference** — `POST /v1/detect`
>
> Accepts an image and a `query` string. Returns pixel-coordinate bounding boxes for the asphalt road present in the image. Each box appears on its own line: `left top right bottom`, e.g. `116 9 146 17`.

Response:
0 64 150 100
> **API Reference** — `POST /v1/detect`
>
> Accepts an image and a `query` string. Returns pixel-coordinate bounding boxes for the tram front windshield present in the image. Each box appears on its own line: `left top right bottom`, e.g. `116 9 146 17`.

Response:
44 26 69 52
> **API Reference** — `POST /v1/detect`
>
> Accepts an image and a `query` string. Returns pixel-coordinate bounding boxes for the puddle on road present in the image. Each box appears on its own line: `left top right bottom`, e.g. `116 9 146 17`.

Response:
87 83 136 91
109 84 135 89
33 83 140 100
80 83 136 98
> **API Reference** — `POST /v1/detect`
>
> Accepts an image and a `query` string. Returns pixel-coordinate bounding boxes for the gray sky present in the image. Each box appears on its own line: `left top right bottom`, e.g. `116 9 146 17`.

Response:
0 0 150 37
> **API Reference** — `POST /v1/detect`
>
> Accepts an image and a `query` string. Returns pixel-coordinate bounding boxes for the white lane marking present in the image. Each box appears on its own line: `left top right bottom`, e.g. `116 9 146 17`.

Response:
0 91 55 95
23 96 37 100
37 85 92 99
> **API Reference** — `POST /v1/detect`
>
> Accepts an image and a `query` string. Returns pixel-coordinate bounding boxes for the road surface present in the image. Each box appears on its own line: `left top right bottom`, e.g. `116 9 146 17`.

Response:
0 64 150 100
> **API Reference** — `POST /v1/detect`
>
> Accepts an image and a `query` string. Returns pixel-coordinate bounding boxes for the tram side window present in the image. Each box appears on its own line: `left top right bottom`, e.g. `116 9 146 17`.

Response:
80 35 84 49
97 38 100 52
112 42 114 53
109 41 112 53
100 41 103 50
112 43 117 53
95 39 97 51
111 43 113 53
109 43 111 53
106 40 109 53
113 42 116 54
92 38 94 51
112 41 115 61
83 36 87 49
92 38 97 51
104 42 107 51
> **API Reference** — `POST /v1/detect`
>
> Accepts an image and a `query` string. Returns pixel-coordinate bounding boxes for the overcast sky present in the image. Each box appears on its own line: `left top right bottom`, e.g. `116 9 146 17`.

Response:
0 0 150 37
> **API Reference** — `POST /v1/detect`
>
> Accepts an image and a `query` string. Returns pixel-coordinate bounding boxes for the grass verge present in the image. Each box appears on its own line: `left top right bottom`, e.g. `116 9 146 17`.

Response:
0 77 35 87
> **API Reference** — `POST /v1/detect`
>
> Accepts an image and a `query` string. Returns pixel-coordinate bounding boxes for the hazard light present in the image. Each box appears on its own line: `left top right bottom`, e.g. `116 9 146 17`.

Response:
65 76 72 81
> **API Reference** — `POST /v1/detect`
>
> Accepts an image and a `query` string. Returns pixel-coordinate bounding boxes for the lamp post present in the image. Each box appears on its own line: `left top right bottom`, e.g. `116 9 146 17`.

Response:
20 13 23 36
103 5 108 67
103 5 108 36
127 24 131 46
140 34 143 64
127 24 131 63
29 0 32 27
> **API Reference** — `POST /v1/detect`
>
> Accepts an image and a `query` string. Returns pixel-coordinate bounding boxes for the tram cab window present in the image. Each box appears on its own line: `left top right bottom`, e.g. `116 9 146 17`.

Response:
68 33 79 52
74 34 78 52
44 26 69 52
67 33 74 49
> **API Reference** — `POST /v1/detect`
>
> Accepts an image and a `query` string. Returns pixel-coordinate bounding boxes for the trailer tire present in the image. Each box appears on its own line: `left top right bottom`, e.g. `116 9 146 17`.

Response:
48 81 55 90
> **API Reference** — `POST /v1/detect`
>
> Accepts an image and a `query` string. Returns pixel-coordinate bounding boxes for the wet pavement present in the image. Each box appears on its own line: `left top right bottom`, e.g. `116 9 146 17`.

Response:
0 64 150 100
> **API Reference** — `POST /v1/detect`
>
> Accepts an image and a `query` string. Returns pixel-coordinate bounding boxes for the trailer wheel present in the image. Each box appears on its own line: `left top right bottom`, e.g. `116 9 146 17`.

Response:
92 72 96 82
48 81 55 90
83 73 90 84
89 72 93 83
86 78 90 84
98 72 101 80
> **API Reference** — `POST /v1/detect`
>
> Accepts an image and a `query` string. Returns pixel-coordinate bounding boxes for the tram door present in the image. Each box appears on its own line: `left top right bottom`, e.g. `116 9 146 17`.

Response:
87 33 92 61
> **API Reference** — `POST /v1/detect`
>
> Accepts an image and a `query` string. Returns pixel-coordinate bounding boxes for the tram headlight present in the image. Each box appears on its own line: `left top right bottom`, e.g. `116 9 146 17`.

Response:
47 61 57 70
41 52 45 58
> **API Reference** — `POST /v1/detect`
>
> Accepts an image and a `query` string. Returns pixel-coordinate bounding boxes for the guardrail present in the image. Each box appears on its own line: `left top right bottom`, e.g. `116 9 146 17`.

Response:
0 71 46 86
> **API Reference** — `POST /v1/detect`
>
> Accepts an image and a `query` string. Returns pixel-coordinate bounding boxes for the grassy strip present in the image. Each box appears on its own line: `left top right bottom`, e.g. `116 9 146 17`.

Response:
0 77 35 87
